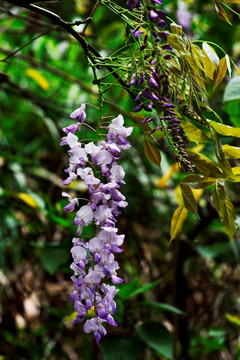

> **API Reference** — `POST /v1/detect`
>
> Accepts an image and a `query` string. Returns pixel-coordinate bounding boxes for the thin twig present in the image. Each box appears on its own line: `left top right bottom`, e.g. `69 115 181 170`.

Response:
80 0 99 35
5 0 136 100
0 47 98 95
1 27 57 62
0 6 56 28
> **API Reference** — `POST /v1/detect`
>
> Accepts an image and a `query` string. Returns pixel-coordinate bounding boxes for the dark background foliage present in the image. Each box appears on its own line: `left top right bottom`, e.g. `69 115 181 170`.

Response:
0 0 240 359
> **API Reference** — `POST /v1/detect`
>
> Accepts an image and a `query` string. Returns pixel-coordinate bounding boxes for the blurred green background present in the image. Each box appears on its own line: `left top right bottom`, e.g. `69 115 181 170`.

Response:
0 0 240 359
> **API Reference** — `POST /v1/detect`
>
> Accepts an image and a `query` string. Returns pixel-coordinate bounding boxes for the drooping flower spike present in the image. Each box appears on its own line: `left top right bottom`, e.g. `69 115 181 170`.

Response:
61 105 133 343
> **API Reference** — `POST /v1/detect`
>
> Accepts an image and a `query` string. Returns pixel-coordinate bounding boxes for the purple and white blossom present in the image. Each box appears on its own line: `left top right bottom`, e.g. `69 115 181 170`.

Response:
61 105 133 343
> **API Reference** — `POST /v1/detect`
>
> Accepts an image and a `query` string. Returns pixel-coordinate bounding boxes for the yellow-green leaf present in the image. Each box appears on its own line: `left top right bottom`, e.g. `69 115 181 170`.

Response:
224 0 240 3
209 121 240 137
170 23 182 36
183 174 216 188
214 0 232 24
144 140 161 168
26 68 50 91
181 183 199 217
156 162 179 189
186 149 222 177
181 122 210 144
202 49 215 80
232 167 240 175
234 64 240 76
191 44 204 60
130 113 151 132
185 55 200 74
210 128 236 181
202 43 219 68
225 313 240 326
222 144 240 159
170 204 188 242
191 72 207 92
213 57 227 90
212 180 238 238
16 192 38 208
63 311 77 324
167 34 186 53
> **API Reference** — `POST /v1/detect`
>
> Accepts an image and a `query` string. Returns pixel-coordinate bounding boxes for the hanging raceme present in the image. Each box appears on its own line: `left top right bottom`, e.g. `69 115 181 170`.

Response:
61 104 133 343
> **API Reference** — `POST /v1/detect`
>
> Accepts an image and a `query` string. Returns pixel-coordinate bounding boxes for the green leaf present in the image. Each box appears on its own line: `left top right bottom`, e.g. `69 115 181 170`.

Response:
186 150 222 178
50 213 73 227
101 337 145 360
141 301 186 316
212 180 238 238
117 279 161 300
128 279 161 298
197 241 240 261
144 139 161 168
197 244 227 260
170 204 188 242
223 76 240 102
34 108 60 147
181 122 210 144
222 144 240 159
39 248 69 274
181 183 199 217
135 322 173 359
117 280 139 300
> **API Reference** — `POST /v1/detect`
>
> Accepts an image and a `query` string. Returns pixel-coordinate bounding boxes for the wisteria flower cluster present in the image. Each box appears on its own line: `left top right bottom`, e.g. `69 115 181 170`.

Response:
125 0 193 171
61 105 133 343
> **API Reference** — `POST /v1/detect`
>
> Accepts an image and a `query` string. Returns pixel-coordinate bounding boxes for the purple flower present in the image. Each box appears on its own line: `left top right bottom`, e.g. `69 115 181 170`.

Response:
130 73 136 85
151 0 163 4
159 31 170 41
151 93 160 101
62 192 78 212
157 20 167 28
70 104 86 123
149 75 159 87
133 103 143 112
134 91 142 102
62 108 132 343
176 1 192 33
138 73 144 85
131 26 144 38
162 44 172 51
73 205 94 227
150 10 158 19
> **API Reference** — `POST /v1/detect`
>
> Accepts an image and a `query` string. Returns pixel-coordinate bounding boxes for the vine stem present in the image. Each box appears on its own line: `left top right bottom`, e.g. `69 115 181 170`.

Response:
192 40 227 55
